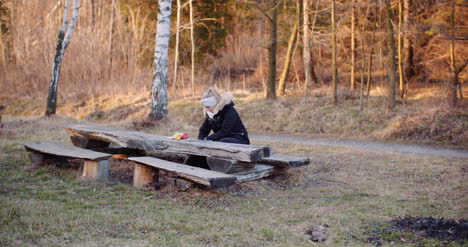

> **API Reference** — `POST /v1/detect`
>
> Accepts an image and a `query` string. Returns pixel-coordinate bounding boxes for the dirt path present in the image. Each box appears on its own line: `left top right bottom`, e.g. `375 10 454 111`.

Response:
251 134 468 159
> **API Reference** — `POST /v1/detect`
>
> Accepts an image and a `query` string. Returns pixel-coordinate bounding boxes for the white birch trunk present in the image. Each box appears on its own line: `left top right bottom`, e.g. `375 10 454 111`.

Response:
150 0 173 120
45 0 79 116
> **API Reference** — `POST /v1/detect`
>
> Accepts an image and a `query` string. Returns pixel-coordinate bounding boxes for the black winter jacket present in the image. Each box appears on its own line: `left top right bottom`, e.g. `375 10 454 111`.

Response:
198 102 250 144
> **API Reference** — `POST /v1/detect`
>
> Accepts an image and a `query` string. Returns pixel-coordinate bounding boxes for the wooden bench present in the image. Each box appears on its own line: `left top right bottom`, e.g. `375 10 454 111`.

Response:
129 156 237 188
206 153 310 173
23 141 112 181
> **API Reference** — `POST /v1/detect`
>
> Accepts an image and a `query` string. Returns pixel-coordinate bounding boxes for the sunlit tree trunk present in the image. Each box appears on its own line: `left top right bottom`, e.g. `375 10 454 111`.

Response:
304 0 319 102
331 0 338 105
303 0 311 94
189 0 195 96
266 0 277 100
0 17 5 70
360 4 371 110
45 0 79 117
449 0 456 107
448 0 467 107
350 0 356 90
384 0 396 110
366 2 378 99
149 0 173 120
397 0 405 98
278 0 300 96
403 0 414 83
108 0 116 79
90 0 95 31
172 0 182 91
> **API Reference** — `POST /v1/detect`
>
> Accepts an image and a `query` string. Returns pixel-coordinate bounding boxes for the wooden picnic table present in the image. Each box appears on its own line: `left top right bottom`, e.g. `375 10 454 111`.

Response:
64 124 310 189
66 125 269 162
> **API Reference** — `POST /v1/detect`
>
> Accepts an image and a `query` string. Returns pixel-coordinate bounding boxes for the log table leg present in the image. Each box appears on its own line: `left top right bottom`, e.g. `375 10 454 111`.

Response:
133 163 158 188
70 136 110 149
28 152 44 168
82 160 109 181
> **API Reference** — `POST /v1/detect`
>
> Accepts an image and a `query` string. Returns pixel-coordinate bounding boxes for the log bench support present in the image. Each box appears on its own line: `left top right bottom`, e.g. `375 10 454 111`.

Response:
24 141 112 181
133 163 159 188
82 160 110 181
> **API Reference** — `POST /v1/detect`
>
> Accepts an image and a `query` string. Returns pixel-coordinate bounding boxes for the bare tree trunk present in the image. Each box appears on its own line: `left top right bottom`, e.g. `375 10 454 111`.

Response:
403 0 414 83
384 0 397 110
360 4 371 110
90 0 95 31
266 0 278 100
278 0 300 96
366 3 378 99
108 0 116 79
189 0 195 96
331 0 338 105
172 0 182 91
449 0 456 107
45 0 79 117
304 0 319 103
398 0 405 98
149 0 173 120
0 18 5 70
303 0 311 94
350 0 356 90
448 0 467 107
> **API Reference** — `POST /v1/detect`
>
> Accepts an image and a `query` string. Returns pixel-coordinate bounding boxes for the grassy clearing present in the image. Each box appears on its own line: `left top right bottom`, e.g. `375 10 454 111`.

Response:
0 117 466 246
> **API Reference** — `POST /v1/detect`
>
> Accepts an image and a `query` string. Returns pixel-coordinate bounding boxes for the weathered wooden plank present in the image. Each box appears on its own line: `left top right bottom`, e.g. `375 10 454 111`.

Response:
23 141 112 161
232 164 285 183
129 156 237 188
67 125 268 162
206 157 256 174
260 154 310 168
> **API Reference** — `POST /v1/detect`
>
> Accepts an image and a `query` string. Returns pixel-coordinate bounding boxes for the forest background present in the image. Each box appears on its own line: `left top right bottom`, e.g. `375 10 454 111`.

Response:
0 0 466 147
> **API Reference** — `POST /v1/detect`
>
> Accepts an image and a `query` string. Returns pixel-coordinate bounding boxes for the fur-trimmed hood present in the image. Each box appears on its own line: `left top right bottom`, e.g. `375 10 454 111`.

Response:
202 91 233 117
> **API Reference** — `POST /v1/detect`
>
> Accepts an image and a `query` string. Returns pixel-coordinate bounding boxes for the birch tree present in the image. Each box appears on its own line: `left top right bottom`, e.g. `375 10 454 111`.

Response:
45 0 79 116
149 0 173 120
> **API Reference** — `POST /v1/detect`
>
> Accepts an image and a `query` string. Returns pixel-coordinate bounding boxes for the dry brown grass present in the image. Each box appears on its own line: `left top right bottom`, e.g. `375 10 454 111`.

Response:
0 117 466 246
2 84 467 148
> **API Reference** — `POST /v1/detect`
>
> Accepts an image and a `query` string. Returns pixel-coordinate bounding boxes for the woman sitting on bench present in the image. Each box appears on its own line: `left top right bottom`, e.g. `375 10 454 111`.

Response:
185 88 250 169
